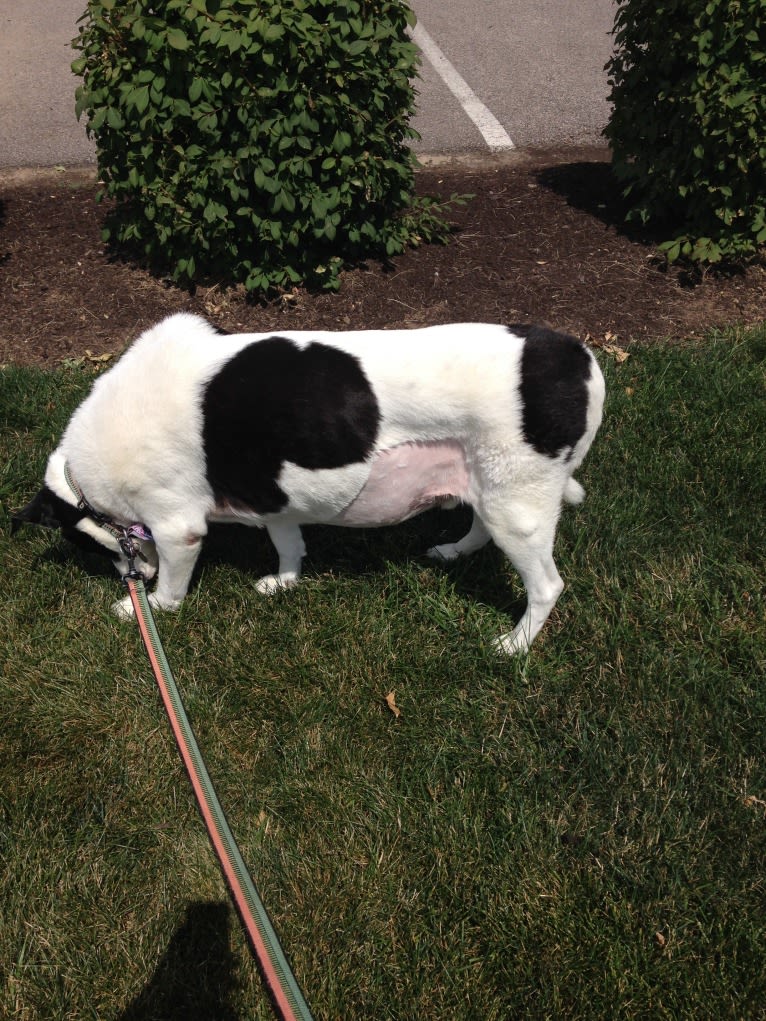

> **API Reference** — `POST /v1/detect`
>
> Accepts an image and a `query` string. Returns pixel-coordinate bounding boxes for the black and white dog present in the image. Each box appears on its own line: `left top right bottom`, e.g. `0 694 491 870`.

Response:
13 314 604 654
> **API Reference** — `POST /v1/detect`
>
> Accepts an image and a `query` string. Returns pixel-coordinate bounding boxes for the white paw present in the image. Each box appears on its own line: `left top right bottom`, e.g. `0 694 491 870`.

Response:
111 592 179 619
111 595 136 621
255 573 299 596
427 543 461 562
148 593 180 612
492 628 531 657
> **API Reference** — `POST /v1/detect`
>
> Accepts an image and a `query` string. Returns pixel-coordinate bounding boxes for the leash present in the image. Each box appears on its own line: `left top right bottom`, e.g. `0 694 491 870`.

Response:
60 463 313 1018
124 572 314 1021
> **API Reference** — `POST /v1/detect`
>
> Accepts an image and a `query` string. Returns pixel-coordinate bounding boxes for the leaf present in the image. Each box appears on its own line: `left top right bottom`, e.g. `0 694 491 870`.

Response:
198 111 218 133
167 28 189 51
263 24 285 43
83 350 114 364
203 200 228 223
332 130 352 153
132 85 150 114
662 239 682 263
385 691 401 718
311 194 328 219
222 29 243 54
106 107 124 130
604 344 630 364
588 332 630 363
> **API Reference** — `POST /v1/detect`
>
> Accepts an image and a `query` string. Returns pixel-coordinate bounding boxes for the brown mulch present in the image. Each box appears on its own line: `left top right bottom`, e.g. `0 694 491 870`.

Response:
1 146 764 367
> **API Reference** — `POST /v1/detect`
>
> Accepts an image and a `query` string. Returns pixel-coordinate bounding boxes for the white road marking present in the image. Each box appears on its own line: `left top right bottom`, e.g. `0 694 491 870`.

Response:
410 21 515 152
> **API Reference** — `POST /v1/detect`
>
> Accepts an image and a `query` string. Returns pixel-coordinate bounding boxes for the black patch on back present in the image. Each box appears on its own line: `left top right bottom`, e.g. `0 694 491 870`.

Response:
202 337 380 513
511 324 592 458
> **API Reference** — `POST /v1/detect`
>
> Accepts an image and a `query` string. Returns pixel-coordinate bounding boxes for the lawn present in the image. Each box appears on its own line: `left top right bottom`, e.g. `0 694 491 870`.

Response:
1 329 765 1020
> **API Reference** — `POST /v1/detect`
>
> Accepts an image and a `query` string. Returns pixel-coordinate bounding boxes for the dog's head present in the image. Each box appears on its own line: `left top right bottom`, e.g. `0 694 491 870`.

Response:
12 457 158 581
12 483 122 560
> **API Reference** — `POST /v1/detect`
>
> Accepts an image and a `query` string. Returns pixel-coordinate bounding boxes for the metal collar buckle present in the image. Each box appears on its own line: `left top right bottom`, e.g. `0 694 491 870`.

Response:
118 530 148 581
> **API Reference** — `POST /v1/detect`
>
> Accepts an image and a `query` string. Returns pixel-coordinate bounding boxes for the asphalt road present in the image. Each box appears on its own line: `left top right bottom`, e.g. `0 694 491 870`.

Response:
0 0 615 169
409 0 615 152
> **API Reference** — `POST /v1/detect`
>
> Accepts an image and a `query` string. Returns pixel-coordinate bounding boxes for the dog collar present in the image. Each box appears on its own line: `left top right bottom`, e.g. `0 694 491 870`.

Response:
63 461 153 546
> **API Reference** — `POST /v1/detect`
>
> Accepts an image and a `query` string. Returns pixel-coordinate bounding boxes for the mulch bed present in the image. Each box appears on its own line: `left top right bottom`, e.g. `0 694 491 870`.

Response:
1 146 764 367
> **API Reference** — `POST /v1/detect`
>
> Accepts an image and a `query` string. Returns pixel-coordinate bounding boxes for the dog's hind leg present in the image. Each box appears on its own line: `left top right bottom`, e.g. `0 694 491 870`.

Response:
480 496 565 655
427 511 491 562
255 520 306 595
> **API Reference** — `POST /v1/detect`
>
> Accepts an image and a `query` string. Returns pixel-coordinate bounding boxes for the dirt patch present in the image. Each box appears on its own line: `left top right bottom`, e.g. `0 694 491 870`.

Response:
1 146 764 367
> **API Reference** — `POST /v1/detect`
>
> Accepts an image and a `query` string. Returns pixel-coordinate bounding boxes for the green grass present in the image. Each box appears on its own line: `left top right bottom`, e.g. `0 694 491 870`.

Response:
1 329 765 1020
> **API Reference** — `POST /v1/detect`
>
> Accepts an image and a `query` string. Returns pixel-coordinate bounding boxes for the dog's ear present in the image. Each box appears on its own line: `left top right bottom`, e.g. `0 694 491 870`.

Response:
11 487 66 535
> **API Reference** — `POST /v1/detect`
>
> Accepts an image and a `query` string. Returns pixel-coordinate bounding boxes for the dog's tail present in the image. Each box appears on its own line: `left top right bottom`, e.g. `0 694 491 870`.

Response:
563 477 585 505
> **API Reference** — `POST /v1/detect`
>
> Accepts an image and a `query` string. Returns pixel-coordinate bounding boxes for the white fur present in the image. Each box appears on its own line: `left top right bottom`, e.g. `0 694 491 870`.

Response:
46 314 604 654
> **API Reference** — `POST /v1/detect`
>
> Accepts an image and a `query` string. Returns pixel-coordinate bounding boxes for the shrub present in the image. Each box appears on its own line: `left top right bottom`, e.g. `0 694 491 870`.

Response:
72 0 449 292
604 0 766 265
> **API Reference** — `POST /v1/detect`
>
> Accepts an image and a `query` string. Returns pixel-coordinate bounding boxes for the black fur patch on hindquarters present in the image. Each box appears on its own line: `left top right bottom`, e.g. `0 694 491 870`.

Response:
202 337 380 514
511 324 592 458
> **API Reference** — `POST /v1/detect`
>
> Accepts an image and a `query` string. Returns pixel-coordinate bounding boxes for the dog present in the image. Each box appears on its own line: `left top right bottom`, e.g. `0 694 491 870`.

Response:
13 313 604 654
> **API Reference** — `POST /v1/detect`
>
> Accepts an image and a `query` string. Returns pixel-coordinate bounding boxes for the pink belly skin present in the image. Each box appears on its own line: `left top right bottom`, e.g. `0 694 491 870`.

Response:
334 440 470 527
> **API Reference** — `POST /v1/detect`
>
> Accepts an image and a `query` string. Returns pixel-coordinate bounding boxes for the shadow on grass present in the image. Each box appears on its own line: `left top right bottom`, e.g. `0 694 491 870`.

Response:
35 503 525 618
193 505 471 581
204 505 523 610
118 902 239 1021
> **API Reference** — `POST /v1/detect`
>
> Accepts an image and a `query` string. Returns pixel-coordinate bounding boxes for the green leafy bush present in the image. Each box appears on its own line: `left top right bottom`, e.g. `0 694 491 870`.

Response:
72 0 447 292
604 0 766 265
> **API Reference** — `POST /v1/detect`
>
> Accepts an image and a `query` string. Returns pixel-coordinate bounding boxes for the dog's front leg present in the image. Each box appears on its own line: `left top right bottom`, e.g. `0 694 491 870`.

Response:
255 520 306 595
112 527 204 619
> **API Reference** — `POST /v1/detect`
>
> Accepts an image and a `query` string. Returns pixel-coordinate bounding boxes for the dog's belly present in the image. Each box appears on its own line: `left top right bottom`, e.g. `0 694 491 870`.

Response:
333 440 470 527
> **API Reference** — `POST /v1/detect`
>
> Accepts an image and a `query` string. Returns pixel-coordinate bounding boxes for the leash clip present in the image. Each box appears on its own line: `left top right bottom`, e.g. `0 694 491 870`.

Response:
119 531 147 582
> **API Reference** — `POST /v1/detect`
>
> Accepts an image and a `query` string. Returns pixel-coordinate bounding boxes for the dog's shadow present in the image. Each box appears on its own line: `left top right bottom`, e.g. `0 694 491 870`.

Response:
39 506 523 620
203 506 523 617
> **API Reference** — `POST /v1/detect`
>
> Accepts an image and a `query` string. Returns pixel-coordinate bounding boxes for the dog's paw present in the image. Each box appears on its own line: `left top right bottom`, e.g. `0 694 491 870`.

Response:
111 595 136 621
426 542 461 562
492 628 531 657
255 573 299 596
148 593 180 612
112 592 180 619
